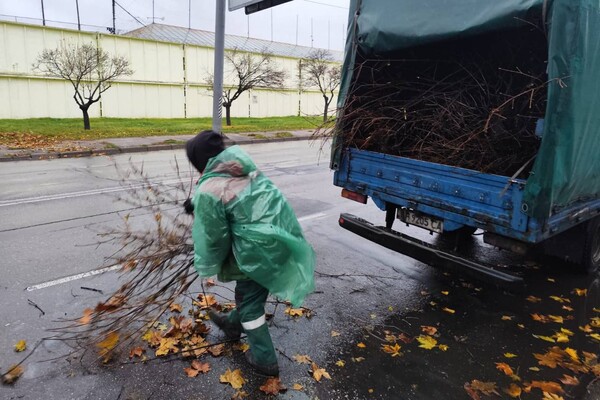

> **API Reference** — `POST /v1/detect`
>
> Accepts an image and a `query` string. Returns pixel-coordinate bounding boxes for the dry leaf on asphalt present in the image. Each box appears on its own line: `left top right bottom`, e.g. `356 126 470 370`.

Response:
442 307 455 314
169 303 183 313
292 383 303 390
356 342 366 348
79 308 93 325
495 363 514 376
155 337 178 356
421 326 437 335
310 362 331 382
469 380 500 396
196 294 217 309
209 344 224 357
574 288 587 296
559 374 579 386
259 377 287 395
331 330 340 337
542 392 564 400
504 353 518 358
220 368 246 389
1 365 24 384
533 334 556 343
285 307 304 317
191 360 211 374
335 360 345 367
524 380 564 394
381 343 402 357
97 331 119 361
293 354 312 364
504 383 522 398
416 335 437 350
129 347 144 359
14 340 26 352
231 390 249 399
438 344 449 351
184 367 199 377
526 295 542 303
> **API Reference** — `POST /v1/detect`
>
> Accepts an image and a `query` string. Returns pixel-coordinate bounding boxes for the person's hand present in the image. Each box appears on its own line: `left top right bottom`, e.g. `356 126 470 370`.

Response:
183 198 194 215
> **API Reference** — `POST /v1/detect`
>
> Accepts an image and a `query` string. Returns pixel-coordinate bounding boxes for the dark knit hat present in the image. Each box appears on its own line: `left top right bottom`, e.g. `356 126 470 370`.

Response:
186 130 225 172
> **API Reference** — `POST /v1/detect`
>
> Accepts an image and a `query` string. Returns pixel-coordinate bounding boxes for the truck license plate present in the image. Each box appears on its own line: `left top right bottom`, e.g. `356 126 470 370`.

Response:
398 209 444 233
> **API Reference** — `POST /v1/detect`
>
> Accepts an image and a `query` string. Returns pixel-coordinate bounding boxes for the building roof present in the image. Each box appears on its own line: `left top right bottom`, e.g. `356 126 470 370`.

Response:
125 23 343 62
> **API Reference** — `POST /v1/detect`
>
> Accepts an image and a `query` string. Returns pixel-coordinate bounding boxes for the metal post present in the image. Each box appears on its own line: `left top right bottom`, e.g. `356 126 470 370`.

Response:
76 0 81 30
112 0 116 34
188 0 192 29
212 0 226 133
40 0 46 26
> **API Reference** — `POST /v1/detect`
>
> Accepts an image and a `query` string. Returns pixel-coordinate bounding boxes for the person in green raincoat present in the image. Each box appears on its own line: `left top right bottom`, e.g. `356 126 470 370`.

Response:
185 130 315 376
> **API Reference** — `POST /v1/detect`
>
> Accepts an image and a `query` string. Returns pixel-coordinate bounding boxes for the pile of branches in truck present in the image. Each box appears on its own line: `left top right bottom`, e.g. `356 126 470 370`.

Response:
339 26 549 177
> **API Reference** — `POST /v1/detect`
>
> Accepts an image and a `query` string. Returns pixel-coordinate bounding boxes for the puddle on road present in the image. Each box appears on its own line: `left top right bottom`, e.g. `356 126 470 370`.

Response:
315 239 600 400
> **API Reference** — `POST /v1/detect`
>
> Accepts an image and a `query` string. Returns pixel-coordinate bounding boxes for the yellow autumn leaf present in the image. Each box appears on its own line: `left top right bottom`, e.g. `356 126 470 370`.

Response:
381 343 402 357
526 295 542 303
533 334 556 343
496 362 514 376
591 317 600 328
285 307 304 317
352 357 365 363
589 333 600 341
335 360 345 367
155 337 178 356
357 342 366 348
310 362 331 382
388 306 394 312
502 315 514 321
549 315 564 324
594 307 600 313
331 330 340 337
169 303 183 313
580 325 593 333
14 340 26 352
442 307 455 314
565 348 578 362
96 331 119 359
292 383 303 391
560 328 574 336
293 354 312 364
554 332 570 343
549 295 570 304
1 365 24 384
430 301 437 306
562 305 574 312
547 278 556 283
504 353 518 358
441 291 449 295
504 383 522 398
438 344 449 351
529 367 541 372
220 368 246 389
574 288 587 296
420 325 438 335
416 335 437 350
517 324 525 329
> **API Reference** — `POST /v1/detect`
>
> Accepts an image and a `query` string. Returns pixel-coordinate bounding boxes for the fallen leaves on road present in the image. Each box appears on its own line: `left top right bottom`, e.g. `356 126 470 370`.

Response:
285 307 304 317
416 335 437 350
420 326 437 335
259 377 287 395
523 380 564 394
129 347 144 359
79 308 93 325
310 362 331 382
14 340 26 352
559 374 579 386
220 368 245 389
97 331 119 361
292 383 304 390
381 343 402 357
442 307 455 314
331 330 340 337
1 365 24 385
504 353 518 358
356 342 366 348
335 360 345 367
293 354 312 364
504 383 522 398
195 294 217 309
169 303 183 313
464 380 499 399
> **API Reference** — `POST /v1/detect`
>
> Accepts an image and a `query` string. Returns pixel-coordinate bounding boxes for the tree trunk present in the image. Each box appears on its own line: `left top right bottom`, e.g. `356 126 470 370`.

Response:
323 96 329 122
81 106 91 130
225 105 232 126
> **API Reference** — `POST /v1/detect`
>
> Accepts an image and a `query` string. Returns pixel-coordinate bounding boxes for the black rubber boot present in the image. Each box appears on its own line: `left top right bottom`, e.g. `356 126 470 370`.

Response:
208 309 242 340
245 350 280 377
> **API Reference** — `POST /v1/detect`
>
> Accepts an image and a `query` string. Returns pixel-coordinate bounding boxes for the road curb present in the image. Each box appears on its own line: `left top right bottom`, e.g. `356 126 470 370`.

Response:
0 135 313 162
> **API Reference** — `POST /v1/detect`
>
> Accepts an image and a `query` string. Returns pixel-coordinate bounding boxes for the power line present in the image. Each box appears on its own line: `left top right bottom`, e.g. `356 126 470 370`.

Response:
301 0 348 9
114 0 145 27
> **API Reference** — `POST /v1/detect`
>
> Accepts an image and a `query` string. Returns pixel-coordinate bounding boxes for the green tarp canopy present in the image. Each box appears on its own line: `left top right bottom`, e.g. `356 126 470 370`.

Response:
337 0 600 221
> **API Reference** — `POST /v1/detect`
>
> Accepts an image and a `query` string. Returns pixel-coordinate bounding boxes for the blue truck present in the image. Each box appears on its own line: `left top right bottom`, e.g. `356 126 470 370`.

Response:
332 0 600 288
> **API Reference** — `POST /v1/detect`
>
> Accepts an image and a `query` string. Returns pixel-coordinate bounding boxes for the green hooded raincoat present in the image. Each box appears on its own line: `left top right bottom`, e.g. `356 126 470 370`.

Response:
191 145 316 307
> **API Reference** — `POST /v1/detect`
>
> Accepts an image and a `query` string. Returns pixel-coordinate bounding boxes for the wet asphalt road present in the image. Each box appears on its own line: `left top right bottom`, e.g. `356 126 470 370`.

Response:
1 141 599 400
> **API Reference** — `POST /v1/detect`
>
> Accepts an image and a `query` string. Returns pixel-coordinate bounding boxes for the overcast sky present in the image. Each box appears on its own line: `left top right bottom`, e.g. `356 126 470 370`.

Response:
0 0 349 51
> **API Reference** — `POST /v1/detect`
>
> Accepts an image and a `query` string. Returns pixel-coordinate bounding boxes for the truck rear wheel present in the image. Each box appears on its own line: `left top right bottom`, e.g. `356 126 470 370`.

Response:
582 216 600 274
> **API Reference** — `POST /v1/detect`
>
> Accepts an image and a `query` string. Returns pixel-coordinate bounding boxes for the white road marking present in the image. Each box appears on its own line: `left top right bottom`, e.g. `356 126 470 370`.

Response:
298 212 327 222
26 212 328 291
26 264 121 291
0 178 186 207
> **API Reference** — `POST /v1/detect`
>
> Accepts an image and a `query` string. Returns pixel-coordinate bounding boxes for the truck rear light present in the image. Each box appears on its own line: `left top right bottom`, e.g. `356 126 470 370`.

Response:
341 189 368 204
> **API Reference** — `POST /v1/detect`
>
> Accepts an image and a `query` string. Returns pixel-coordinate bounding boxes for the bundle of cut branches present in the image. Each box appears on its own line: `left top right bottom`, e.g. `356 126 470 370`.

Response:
337 25 549 177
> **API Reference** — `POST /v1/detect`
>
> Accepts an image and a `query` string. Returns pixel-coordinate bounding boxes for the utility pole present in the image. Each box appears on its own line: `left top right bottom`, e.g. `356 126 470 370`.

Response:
212 0 226 133
76 0 81 30
188 0 191 29
152 0 155 23
40 0 46 26
295 15 298 46
112 0 116 34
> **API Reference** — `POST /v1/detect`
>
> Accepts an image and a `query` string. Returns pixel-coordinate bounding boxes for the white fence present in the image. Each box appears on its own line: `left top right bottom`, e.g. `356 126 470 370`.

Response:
0 21 337 119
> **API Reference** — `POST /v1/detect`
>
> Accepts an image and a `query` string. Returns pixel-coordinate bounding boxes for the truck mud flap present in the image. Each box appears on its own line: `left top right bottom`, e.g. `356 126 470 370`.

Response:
339 213 524 291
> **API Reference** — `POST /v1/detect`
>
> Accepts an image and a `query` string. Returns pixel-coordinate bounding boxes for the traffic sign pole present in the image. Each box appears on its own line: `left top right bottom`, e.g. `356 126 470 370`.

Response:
212 0 226 133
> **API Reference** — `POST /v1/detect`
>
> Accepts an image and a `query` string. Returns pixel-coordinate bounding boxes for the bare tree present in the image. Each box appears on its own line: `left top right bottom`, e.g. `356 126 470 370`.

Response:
208 49 286 126
33 41 133 130
302 49 341 122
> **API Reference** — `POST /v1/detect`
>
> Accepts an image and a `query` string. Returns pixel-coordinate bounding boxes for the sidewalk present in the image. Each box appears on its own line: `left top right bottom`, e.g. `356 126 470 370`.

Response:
0 130 315 162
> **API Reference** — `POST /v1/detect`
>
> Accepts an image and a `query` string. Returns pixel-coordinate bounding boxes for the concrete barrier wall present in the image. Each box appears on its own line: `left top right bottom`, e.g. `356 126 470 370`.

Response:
0 21 337 119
